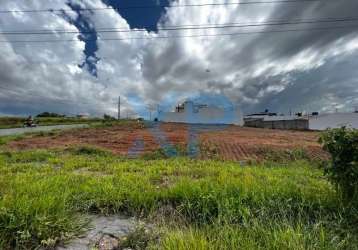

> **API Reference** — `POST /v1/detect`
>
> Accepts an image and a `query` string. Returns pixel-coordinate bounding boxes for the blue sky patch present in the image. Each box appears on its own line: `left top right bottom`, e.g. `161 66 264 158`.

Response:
60 0 170 77
62 1 100 77
103 0 171 31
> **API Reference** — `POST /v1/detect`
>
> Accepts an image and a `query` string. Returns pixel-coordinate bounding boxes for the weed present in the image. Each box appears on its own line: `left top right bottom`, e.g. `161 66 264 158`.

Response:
34 130 61 137
156 218 357 250
142 145 187 160
142 148 169 160
199 142 220 160
67 145 113 157
120 222 158 250
256 147 312 163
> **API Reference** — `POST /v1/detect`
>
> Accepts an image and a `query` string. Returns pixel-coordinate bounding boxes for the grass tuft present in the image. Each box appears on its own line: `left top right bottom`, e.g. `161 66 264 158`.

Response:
67 145 113 157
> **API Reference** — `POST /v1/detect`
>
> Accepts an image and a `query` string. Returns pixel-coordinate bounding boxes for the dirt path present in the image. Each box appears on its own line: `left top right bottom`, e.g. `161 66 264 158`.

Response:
0 124 88 136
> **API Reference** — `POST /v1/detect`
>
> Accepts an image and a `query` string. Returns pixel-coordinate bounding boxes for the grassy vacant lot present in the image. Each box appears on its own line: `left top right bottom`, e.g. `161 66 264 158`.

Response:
0 145 357 249
0 117 106 129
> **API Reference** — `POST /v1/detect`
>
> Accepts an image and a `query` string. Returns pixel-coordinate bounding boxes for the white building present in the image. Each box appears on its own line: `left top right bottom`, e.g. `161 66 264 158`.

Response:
158 101 244 125
309 113 358 130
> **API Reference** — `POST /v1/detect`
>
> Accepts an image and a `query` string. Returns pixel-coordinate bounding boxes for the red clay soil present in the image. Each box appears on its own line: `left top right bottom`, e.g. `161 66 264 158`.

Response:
198 126 326 161
9 123 327 161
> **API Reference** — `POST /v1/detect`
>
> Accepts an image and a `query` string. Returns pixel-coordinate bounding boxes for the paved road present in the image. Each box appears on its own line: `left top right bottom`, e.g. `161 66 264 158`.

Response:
0 124 89 136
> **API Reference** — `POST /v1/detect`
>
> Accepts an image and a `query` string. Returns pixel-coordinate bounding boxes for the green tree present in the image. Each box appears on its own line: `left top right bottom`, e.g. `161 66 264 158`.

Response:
103 114 115 120
320 127 358 204
36 112 64 118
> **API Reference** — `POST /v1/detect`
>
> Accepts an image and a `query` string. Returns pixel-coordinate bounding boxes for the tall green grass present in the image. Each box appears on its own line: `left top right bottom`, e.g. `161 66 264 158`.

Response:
158 221 346 250
0 149 356 249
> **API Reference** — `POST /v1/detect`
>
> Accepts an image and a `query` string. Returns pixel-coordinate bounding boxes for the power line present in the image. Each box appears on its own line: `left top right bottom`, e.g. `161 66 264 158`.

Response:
0 0 323 14
1 16 358 35
1 16 347 33
1 24 357 44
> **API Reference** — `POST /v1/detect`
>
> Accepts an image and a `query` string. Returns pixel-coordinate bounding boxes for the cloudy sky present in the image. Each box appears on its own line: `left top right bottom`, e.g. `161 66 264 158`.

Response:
0 0 358 118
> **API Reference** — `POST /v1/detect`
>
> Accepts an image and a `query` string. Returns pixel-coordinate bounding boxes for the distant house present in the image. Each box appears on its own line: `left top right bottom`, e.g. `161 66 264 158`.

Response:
243 109 308 130
309 113 358 130
158 101 243 125
244 115 308 130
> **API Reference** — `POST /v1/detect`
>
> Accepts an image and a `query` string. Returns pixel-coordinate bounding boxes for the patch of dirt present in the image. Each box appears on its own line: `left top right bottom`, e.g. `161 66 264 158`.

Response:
199 126 328 161
56 215 135 250
9 124 160 156
9 123 328 161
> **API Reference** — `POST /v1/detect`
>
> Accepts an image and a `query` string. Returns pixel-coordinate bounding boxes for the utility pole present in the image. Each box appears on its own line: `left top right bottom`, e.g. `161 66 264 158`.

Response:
118 96 121 120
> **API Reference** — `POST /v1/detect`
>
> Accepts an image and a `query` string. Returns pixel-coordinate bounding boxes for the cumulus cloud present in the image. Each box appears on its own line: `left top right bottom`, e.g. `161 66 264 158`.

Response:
0 0 358 117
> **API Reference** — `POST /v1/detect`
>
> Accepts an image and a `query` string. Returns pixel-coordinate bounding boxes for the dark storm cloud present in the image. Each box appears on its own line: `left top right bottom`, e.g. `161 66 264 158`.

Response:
210 1 358 75
239 0 358 60
136 0 358 113
243 50 358 114
206 81 234 91
141 40 184 83
1 0 358 117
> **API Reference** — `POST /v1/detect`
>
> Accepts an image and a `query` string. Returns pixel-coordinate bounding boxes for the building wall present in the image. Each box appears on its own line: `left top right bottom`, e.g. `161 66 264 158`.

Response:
309 113 358 130
263 115 299 121
245 118 308 130
245 113 358 131
159 102 244 125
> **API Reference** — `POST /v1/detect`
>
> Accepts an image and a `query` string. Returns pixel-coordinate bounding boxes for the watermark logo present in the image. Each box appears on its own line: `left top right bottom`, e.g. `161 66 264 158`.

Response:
127 93 241 158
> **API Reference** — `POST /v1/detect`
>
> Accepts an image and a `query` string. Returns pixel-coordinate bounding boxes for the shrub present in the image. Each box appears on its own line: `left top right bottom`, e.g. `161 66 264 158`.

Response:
257 147 310 163
319 127 358 204
103 114 116 120
68 145 112 157
120 223 158 250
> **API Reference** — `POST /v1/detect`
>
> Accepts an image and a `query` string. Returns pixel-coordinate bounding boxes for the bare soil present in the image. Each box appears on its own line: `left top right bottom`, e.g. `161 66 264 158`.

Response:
9 122 327 161
199 126 326 161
